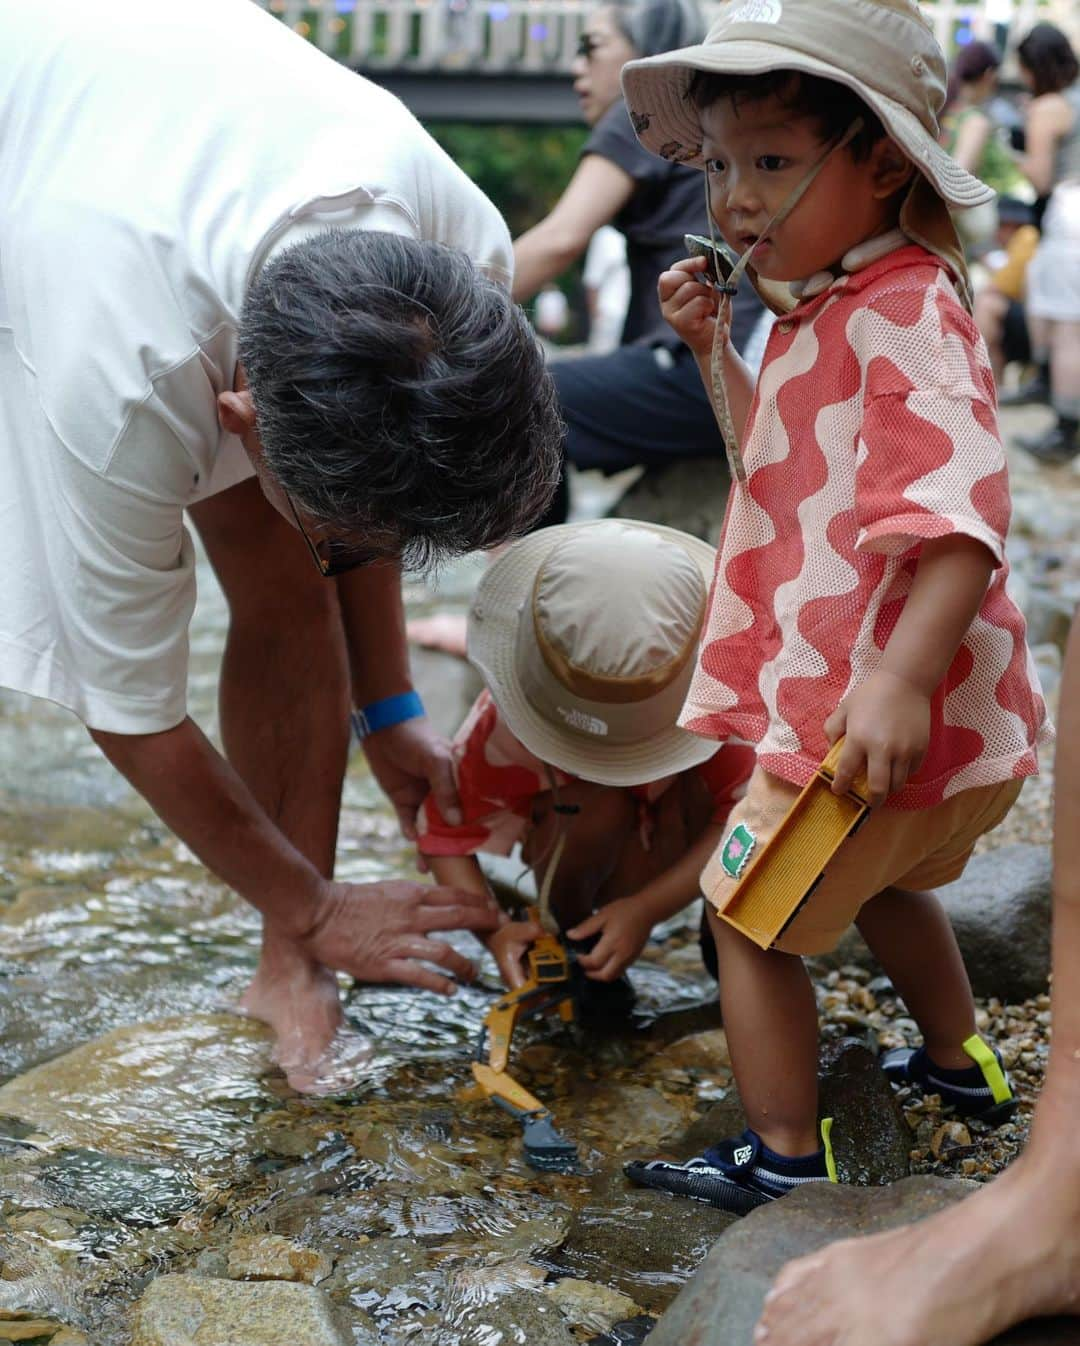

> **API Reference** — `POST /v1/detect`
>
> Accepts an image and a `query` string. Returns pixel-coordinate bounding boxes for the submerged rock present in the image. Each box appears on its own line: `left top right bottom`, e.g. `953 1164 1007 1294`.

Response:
0 1016 273 1168
130 1275 348 1346
646 1178 1079 1346
226 1234 331 1285
546 1278 640 1334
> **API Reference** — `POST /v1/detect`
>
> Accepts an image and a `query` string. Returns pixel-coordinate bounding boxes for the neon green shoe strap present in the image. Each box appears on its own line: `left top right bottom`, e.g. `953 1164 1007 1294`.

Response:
821 1116 838 1184
962 1034 1012 1104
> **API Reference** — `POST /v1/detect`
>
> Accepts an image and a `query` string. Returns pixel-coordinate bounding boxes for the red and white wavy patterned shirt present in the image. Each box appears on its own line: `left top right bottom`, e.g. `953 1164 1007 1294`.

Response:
681 246 1050 808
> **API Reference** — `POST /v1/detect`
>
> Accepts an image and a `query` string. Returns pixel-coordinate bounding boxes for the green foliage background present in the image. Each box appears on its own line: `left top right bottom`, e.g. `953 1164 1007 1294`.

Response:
428 122 590 339
428 122 587 237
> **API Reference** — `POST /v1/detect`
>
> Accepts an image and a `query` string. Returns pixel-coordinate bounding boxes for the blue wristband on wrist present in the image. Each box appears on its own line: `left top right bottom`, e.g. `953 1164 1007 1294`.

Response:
352 690 425 741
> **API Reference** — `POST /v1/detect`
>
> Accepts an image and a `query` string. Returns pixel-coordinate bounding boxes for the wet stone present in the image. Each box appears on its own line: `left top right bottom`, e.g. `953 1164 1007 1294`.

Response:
646 1178 1080 1346
322 1238 437 1315
566 1083 686 1152
545 1277 641 1334
823 845 1052 1003
130 1274 349 1346
559 1158 736 1305
817 1039 911 1185
585 1317 658 1346
226 1234 332 1285
0 1318 65 1342
0 1016 273 1172
31 1150 199 1227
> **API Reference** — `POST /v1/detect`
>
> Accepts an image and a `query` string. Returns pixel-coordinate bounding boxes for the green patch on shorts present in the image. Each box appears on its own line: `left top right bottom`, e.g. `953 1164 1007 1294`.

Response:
720 822 756 879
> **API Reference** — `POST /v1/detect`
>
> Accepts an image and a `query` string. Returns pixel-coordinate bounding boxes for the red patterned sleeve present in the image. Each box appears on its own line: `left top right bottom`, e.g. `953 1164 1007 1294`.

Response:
417 691 546 857
852 275 1008 566
695 741 757 824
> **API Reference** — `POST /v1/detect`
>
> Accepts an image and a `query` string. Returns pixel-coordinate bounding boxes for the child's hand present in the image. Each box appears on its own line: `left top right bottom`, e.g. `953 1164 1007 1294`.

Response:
658 256 731 361
567 898 654 982
825 670 931 807
487 918 545 990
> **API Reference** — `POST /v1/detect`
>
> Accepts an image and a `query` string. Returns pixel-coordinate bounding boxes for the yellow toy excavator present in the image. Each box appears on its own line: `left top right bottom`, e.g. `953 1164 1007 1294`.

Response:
470 741 873 1168
471 791 585 1173
471 932 582 1172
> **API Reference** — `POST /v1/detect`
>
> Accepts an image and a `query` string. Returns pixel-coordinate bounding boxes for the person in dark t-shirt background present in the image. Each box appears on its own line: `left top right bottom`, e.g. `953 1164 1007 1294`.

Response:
513 0 767 528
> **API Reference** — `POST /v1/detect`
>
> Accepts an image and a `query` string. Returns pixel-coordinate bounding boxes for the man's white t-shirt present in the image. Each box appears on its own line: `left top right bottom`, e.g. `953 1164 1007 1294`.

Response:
0 0 512 734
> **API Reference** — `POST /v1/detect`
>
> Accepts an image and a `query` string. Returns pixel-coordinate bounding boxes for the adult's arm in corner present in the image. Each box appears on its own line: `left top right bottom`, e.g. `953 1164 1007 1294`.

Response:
89 716 498 993
335 560 462 838
1029 610 1080 1166
511 153 636 304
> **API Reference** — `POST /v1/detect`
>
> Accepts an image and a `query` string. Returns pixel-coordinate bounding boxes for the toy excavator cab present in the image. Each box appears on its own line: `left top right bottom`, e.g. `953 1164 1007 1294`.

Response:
716 737 873 950
472 932 582 1173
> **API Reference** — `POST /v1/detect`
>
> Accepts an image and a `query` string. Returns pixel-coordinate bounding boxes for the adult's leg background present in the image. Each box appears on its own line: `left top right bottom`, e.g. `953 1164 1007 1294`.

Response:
188 477 352 1079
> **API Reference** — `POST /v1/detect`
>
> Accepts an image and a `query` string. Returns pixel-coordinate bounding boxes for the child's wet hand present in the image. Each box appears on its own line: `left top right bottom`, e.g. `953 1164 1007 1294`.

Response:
825 671 930 806
658 257 728 360
487 919 544 990
567 899 652 982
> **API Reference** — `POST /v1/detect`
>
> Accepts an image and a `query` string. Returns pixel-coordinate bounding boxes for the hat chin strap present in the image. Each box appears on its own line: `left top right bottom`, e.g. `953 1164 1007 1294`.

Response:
704 117 864 484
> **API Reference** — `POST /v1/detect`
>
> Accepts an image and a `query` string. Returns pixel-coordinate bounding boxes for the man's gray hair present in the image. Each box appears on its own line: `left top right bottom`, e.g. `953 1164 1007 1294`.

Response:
239 229 563 570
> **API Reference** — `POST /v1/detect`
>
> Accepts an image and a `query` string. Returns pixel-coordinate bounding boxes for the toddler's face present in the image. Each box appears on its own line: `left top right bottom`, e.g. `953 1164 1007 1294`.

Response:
699 91 902 283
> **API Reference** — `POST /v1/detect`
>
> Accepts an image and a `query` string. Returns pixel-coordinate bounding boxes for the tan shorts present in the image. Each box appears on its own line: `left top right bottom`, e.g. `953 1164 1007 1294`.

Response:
702 766 1023 956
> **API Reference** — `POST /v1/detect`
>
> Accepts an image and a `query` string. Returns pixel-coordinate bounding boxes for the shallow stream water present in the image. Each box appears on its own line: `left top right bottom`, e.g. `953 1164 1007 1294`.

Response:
0 501 731 1345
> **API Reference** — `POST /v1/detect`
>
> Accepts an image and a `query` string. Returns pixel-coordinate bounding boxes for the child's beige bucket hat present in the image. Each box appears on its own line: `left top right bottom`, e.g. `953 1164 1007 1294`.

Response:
467 519 719 787
620 0 994 304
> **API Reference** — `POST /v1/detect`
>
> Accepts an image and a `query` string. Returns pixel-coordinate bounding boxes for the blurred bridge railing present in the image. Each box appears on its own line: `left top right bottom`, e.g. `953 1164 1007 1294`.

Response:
253 0 1080 120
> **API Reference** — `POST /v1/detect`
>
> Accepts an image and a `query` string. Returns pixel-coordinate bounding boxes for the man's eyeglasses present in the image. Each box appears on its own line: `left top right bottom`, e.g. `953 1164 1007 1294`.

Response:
283 489 384 578
576 32 601 59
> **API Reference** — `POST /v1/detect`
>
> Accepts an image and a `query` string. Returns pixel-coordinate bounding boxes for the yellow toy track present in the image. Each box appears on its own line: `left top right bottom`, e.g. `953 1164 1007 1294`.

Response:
471 932 581 1172
716 737 872 950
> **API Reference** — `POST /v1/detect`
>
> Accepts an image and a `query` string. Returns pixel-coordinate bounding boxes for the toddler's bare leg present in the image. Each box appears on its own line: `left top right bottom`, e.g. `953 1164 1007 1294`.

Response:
754 618 1080 1346
855 886 975 1069
710 909 820 1156
1050 318 1080 415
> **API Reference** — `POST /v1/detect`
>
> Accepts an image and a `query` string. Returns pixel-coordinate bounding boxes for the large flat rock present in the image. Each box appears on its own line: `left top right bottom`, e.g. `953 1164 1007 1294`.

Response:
648 1177 1078 1346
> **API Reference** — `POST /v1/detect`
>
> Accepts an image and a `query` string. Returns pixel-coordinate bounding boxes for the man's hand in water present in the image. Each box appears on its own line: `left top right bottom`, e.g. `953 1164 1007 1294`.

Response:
300 879 499 995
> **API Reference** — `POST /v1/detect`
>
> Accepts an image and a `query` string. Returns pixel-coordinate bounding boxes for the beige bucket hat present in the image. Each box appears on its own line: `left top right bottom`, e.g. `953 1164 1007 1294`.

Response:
620 0 993 305
467 519 719 787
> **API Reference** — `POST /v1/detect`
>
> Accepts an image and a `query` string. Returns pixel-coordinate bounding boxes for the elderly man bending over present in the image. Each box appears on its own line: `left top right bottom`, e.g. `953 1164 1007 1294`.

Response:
0 0 561 1090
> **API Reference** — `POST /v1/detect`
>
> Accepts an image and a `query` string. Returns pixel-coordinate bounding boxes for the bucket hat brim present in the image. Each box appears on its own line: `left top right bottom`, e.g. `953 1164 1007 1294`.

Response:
467 522 722 788
622 39 996 210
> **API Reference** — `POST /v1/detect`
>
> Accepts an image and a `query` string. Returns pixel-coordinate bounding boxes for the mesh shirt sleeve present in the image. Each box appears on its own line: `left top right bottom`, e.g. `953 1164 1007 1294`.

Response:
418 692 543 857
851 278 1009 565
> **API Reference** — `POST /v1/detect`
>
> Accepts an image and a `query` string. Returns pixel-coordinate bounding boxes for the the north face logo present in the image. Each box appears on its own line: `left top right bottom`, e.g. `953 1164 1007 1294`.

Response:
555 706 608 736
726 0 782 24
733 1144 754 1166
